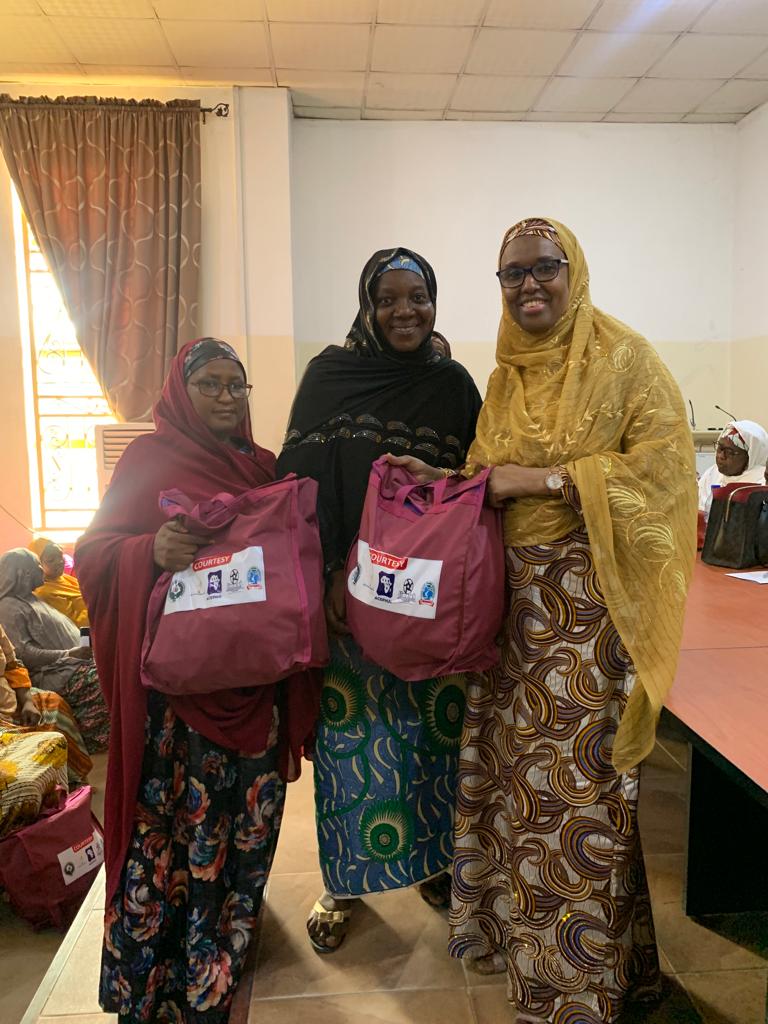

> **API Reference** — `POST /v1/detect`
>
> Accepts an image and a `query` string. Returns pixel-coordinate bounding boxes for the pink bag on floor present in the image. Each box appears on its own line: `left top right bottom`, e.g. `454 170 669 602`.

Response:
345 457 505 681
0 785 103 930
141 477 328 695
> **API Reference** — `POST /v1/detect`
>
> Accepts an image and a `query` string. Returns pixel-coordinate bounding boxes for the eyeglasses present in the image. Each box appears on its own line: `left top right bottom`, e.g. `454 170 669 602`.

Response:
716 443 744 458
496 258 569 289
190 380 252 400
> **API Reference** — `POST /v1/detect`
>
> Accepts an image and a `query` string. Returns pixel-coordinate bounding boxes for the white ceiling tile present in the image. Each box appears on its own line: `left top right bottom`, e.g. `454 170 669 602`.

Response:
378 0 484 26
614 77 721 112
451 74 545 110
560 32 674 77
270 23 369 70
372 26 473 73
5 1 43 13
83 64 183 80
445 109 526 119
603 110 683 121
50 16 171 63
590 0 711 33
739 50 768 78
534 76 635 112
154 0 264 18
0 61 85 79
266 0 375 22
695 78 768 113
365 108 443 118
293 105 361 118
682 112 741 122
693 0 768 34
365 71 455 108
163 20 268 67
466 28 576 76
182 67 273 84
277 68 364 105
485 0 598 30
0 16 75 60
41 0 155 13
650 34 768 79
528 110 604 121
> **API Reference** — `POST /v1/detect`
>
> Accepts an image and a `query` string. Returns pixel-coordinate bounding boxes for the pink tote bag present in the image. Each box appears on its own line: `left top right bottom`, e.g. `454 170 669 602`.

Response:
141 476 328 695
345 457 505 681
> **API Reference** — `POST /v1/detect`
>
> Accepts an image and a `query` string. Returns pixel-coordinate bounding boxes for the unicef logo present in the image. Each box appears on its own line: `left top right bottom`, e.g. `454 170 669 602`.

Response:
169 579 185 602
247 566 262 587
420 581 435 603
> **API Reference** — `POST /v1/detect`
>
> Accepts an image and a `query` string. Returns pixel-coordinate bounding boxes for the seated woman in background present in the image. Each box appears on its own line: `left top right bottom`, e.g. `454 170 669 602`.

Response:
28 538 89 628
0 622 92 784
697 419 768 509
0 549 108 753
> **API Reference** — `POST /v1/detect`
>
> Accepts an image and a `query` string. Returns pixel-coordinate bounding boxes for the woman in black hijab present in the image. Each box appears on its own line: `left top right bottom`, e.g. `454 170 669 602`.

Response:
278 247 482 952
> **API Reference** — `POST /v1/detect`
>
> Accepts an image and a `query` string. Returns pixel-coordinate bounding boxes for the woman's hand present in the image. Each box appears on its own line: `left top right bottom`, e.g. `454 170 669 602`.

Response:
382 453 445 484
324 570 350 636
16 690 41 727
67 646 93 660
487 465 550 506
153 519 207 572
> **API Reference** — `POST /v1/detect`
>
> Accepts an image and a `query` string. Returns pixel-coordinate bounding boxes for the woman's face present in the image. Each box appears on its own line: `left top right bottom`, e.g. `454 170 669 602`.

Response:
715 437 748 476
186 358 248 439
40 543 65 580
374 269 436 353
499 235 569 335
22 556 44 593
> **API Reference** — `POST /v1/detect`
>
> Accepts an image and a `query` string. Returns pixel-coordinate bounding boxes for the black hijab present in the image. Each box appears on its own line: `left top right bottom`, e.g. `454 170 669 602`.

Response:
277 247 482 572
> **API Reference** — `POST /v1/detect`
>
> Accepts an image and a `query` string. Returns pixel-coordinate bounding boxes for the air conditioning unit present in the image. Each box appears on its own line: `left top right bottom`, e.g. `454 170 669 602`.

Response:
95 422 155 499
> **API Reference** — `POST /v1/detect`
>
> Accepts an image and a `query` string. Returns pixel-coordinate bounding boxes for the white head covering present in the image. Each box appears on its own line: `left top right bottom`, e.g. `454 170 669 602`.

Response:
719 419 768 471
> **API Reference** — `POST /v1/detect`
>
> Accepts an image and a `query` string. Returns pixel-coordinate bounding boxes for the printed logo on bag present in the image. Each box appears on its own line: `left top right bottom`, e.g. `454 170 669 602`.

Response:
57 830 104 886
348 540 443 621
164 546 267 615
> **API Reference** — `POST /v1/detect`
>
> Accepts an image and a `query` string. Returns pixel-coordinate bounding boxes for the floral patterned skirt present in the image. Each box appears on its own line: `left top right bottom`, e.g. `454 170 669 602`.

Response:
100 691 285 1024
60 663 110 754
314 635 465 898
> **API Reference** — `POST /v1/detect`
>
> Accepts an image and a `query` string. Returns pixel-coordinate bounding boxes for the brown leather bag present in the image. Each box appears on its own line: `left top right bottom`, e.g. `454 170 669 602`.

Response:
702 483 768 568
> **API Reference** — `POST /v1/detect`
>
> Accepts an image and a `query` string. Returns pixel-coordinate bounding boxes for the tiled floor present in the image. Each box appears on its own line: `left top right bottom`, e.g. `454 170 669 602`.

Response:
6 730 768 1024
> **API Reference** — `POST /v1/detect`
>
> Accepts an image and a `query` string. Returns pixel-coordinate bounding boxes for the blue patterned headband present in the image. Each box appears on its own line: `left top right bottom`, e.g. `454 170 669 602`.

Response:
377 255 425 279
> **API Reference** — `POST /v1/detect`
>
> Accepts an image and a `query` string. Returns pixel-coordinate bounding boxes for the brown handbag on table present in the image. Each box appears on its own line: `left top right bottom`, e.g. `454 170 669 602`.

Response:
701 483 768 568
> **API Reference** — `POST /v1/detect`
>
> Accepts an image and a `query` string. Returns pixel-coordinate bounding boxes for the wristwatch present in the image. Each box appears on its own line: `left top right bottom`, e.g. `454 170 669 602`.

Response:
544 466 565 493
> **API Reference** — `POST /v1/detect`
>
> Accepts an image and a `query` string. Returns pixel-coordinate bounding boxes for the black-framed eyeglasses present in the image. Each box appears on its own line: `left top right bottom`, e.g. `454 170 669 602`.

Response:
715 443 744 458
496 258 569 288
190 380 252 399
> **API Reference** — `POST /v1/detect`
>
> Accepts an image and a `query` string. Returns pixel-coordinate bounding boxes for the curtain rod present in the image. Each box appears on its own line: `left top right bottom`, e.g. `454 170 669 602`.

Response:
0 98 230 124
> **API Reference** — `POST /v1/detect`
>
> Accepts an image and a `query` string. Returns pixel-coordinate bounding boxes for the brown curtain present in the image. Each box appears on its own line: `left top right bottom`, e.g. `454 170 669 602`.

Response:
0 95 201 422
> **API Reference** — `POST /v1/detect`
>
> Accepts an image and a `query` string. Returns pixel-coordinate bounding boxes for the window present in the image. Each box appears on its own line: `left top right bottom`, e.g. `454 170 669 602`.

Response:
15 204 115 541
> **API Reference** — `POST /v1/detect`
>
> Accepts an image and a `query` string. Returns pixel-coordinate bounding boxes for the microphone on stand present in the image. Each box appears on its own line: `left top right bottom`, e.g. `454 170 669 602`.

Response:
714 404 737 422
688 400 696 429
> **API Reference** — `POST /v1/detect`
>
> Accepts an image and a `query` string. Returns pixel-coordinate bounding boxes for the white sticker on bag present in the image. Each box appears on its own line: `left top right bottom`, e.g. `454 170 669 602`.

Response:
347 540 442 620
164 546 267 615
57 830 104 886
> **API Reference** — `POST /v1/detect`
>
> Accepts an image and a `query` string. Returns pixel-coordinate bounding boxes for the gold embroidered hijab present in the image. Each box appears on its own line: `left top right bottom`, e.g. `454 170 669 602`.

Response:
467 217 697 772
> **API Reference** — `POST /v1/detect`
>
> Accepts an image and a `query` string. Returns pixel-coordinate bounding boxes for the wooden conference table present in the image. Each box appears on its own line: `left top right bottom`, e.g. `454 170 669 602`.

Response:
663 557 768 916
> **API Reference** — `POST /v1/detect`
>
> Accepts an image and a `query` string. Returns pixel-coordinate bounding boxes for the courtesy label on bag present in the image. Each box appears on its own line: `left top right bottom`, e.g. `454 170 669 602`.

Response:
57 830 104 886
164 546 267 615
348 540 442 620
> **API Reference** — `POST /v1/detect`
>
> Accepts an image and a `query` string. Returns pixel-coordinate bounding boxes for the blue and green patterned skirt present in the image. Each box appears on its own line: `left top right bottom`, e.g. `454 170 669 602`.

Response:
314 635 465 898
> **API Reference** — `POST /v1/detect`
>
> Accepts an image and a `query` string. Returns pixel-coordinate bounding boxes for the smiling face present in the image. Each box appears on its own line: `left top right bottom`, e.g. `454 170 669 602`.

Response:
186 358 248 440
499 235 570 335
373 269 436 353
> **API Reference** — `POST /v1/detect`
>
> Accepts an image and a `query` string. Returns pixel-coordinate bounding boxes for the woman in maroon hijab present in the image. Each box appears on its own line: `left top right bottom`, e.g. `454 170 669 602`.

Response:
76 339 320 1024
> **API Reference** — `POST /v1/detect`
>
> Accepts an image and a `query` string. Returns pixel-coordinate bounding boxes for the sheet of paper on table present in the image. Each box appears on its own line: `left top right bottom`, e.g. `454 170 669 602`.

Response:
725 570 768 584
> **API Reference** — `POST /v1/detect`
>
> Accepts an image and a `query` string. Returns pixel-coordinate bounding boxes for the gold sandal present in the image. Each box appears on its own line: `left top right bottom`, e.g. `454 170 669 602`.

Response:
307 897 353 954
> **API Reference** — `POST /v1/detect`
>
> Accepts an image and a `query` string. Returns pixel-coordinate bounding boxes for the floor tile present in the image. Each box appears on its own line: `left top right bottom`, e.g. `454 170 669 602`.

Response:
0 902 61 1024
644 741 686 776
41 910 103 1016
645 853 685 907
461 956 507 988
653 903 768 974
37 1016 117 1023
248 988 474 1023
638 776 688 856
678 968 767 1024
270 767 320 875
620 974 702 1023
253 870 465 999
469 985 512 1023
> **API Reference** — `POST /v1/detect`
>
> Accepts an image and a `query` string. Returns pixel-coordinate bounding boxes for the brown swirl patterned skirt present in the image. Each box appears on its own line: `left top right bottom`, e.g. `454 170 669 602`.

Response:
449 529 660 1023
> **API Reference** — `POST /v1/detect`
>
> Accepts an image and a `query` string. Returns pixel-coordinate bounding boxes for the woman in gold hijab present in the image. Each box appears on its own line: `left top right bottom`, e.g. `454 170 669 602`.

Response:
389 218 696 1023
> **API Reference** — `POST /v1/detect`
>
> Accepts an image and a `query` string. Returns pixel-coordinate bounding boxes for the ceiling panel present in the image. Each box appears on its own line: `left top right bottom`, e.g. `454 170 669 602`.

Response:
40 0 155 14
695 78 768 113
445 109 526 120
293 105 360 117
683 112 740 122
4 0 43 12
603 111 683 121
590 0 711 33
649 34 768 79
377 0 484 26
0 61 85 79
0 16 75 60
372 26 473 73
276 68 364 105
451 74 546 111
466 28 576 76
265 0 375 22
365 108 445 118
84 64 183 80
484 0 598 31
614 77 720 112
560 32 674 77
534 76 636 112
154 0 264 18
693 0 768 35
529 110 604 121
365 71 456 108
270 23 370 70
50 16 171 63
739 50 768 79
182 67 273 84
163 20 269 67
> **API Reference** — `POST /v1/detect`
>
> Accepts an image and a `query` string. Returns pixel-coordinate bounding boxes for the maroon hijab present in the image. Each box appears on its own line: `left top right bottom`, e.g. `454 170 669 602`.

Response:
76 339 320 903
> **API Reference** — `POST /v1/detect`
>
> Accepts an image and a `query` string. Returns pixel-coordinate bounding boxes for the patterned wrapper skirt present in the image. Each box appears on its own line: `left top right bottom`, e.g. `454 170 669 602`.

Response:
0 688 92 785
314 635 465 898
100 691 285 1024
59 663 110 754
449 531 660 1024
0 729 68 838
